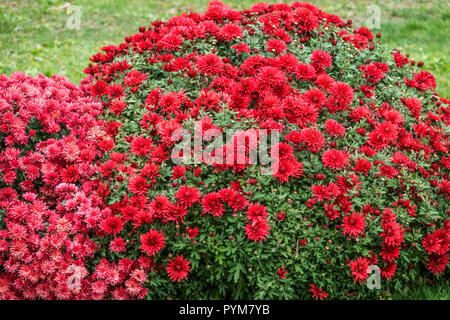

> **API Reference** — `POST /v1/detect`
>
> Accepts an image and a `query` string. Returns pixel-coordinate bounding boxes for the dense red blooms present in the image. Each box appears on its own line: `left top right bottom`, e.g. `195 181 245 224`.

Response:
128 175 151 195
380 220 405 247
1 1 448 300
405 71 436 92
158 33 183 51
124 70 147 88
273 158 304 183
360 62 389 84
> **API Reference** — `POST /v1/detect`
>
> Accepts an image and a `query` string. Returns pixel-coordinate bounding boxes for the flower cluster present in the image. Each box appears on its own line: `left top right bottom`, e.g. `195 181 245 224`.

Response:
1 1 449 299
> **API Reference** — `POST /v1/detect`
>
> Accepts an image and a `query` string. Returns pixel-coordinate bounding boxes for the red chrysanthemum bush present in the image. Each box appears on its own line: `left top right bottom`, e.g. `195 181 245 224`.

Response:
1 1 449 299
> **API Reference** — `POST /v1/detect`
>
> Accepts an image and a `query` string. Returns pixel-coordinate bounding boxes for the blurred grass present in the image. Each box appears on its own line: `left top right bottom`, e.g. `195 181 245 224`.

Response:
0 0 448 97
0 0 448 300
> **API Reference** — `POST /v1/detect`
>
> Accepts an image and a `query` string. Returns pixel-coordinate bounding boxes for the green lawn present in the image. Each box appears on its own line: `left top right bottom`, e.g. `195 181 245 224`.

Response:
0 0 448 300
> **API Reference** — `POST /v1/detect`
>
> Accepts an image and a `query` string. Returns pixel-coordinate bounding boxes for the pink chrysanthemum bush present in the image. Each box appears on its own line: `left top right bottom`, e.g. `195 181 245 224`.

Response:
1 1 449 299
0 72 116 299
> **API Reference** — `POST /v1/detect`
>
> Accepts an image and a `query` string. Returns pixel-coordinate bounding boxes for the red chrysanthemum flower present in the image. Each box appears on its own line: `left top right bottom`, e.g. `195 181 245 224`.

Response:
380 262 397 280
128 175 151 195
257 66 287 90
217 23 243 41
272 158 304 183
354 158 372 174
328 81 354 111
309 284 328 300
61 165 80 183
380 220 405 247
171 165 186 180
130 136 153 156
244 219 271 242
324 119 345 137
348 256 370 284
401 97 423 120
315 73 334 90
294 7 318 32
380 244 400 262
246 202 268 221
157 33 183 51
285 98 319 127
322 149 349 170
100 216 124 236
140 229 166 256
124 70 147 88
342 212 366 238
413 71 436 91
224 190 248 212
277 53 299 73
298 128 326 153
201 192 224 217
422 229 449 255
266 38 287 55
296 63 316 81
109 237 127 253
426 254 448 275
438 179 450 200
374 121 398 143
175 185 202 208
186 226 199 239
231 43 251 55
196 54 224 76
110 99 127 115
359 62 389 84
277 266 288 279
302 88 326 108
311 49 332 69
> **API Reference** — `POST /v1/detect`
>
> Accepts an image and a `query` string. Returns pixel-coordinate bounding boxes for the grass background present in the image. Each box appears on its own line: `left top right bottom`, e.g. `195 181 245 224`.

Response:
0 0 448 299
0 0 448 97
